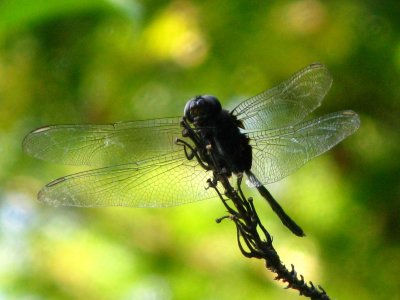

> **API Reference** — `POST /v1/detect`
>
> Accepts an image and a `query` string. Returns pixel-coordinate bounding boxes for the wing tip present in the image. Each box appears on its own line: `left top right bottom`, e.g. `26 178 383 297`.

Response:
309 62 324 68
22 126 52 156
38 188 60 207
32 126 52 134
46 176 67 187
37 177 68 207
308 62 329 72
38 186 84 207
342 110 361 131
21 135 31 155
302 62 333 94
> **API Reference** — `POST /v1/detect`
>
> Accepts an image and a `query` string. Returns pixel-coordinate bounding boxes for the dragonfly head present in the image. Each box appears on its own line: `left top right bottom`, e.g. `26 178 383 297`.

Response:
184 95 222 125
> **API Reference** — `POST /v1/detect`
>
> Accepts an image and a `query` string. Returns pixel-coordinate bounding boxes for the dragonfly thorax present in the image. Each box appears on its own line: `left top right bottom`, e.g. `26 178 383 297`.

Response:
184 95 222 126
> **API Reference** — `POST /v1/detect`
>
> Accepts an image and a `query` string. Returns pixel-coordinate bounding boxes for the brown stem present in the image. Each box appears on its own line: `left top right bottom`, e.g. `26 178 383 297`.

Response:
210 174 330 300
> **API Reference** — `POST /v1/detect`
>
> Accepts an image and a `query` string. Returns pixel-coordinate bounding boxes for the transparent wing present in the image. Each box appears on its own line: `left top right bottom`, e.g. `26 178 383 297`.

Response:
23 117 183 166
248 110 360 185
232 63 333 130
38 151 220 207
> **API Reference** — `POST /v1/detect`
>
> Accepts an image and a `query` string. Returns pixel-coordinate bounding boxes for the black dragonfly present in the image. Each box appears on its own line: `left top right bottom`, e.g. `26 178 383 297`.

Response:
23 63 360 236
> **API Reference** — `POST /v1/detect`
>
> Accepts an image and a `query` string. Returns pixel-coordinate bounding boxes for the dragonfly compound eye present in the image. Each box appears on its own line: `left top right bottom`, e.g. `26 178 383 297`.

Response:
184 95 222 124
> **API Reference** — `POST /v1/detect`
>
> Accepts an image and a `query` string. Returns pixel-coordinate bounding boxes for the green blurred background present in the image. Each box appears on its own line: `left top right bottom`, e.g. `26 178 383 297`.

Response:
0 0 399 299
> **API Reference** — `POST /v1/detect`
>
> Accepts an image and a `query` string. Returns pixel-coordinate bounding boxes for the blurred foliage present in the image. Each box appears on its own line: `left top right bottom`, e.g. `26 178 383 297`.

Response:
0 0 399 299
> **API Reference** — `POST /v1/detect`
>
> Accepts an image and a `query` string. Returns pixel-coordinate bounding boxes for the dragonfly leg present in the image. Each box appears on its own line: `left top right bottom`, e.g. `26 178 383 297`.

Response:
175 138 211 171
236 173 246 199
207 178 238 217
180 117 204 148
175 138 195 160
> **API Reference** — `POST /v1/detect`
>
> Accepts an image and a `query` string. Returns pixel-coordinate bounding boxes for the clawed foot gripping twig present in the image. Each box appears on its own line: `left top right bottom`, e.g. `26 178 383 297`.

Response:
209 175 330 300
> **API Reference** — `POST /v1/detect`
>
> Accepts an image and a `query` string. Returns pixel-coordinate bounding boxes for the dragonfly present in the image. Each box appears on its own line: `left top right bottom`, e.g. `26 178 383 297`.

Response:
23 63 360 236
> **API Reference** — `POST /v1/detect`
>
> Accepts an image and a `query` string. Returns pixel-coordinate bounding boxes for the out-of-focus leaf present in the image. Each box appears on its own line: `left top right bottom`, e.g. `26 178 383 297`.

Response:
0 0 138 34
